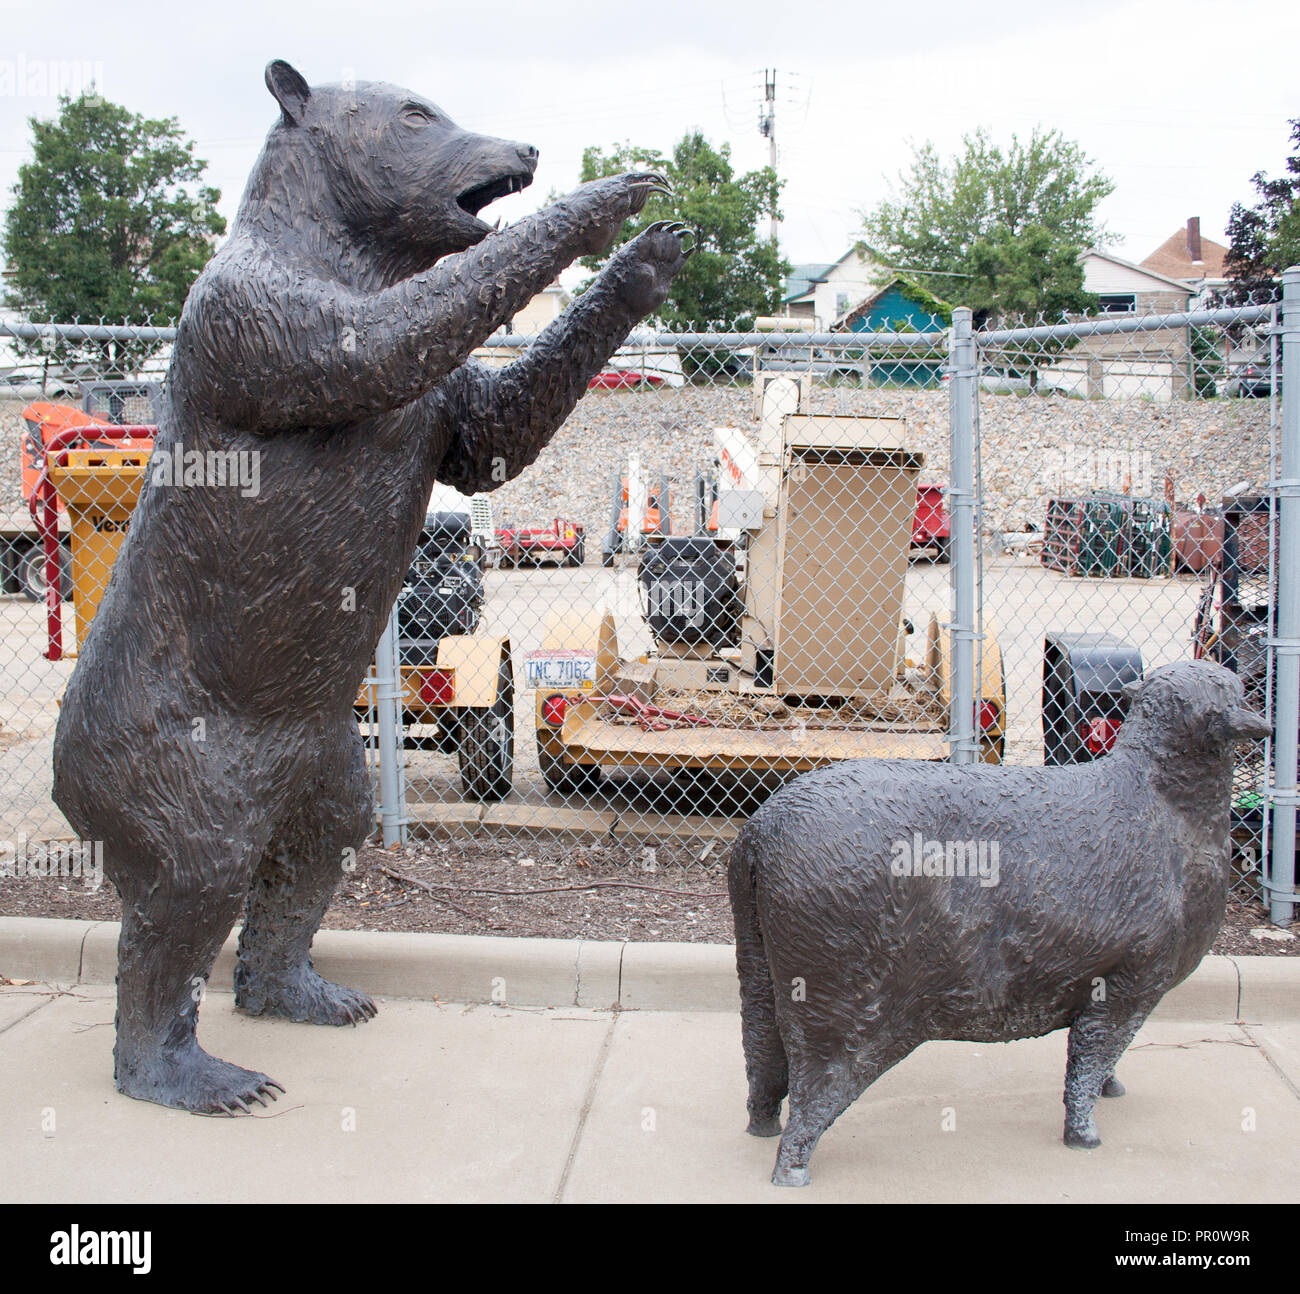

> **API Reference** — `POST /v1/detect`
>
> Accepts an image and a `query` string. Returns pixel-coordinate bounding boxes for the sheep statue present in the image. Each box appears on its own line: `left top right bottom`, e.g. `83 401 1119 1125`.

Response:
727 660 1269 1187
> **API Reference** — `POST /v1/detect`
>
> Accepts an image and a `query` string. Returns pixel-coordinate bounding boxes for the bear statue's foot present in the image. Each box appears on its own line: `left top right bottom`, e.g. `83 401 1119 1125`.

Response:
747 1115 784 1138
236 963 377 1027
1101 1075 1126 1098
116 1039 284 1115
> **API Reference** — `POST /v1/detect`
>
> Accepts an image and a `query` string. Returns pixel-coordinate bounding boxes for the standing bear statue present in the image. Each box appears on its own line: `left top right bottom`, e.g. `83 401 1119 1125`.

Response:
52 61 690 1113
728 660 1269 1186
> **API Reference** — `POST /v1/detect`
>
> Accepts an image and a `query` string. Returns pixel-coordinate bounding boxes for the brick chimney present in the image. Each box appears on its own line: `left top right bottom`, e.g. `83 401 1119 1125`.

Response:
1186 216 1202 263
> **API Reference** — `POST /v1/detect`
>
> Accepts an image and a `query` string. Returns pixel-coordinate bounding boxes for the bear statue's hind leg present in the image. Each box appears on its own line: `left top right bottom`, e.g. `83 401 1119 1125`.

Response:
112 838 282 1114
235 734 376 1026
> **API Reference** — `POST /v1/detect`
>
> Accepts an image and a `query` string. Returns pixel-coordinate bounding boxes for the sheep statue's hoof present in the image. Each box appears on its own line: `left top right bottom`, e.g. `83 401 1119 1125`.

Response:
1101 1076 1126 1098
771 1165 811 1188
1064 1124 1102 1150
747 1115 783 1138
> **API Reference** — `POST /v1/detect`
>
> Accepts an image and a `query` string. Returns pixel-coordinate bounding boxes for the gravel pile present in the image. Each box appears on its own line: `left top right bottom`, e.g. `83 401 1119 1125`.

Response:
1 385 1273 541
485 383 1274 538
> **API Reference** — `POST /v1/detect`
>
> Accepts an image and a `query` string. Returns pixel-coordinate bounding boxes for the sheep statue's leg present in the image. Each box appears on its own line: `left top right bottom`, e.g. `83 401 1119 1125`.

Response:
772 1036 914 1187
728 840 787 1137
1062 978 1159 1148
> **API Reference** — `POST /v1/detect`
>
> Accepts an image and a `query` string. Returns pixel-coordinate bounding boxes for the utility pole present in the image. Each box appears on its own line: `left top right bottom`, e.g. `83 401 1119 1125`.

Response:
759 68 778 246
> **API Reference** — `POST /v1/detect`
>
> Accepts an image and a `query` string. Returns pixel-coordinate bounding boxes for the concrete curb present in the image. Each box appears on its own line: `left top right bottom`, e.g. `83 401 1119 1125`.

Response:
0 915 1295 1019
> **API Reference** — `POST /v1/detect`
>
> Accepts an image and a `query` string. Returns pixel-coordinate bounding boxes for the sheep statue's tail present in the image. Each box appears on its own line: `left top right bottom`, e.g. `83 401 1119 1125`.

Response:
728 830 788 1137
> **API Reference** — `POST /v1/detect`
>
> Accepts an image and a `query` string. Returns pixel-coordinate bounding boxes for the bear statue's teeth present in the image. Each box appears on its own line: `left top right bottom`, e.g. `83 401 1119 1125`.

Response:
456 170 532 219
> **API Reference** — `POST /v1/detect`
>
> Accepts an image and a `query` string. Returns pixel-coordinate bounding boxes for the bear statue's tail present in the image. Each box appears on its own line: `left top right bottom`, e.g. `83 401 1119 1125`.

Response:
727 829 788 1135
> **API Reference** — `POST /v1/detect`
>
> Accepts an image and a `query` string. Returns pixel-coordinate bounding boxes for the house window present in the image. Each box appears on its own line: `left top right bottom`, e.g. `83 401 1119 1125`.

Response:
1098 294 1135 314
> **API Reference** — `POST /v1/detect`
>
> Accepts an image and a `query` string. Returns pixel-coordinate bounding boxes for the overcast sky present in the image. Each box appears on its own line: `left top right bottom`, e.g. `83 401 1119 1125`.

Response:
1 0 1297 297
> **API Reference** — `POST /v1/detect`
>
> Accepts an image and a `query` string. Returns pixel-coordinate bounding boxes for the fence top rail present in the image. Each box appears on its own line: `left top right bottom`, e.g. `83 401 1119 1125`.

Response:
0 320 178 343
0 320 947 350
482 329 948 349
0 306 1272 351
978 304 1273 347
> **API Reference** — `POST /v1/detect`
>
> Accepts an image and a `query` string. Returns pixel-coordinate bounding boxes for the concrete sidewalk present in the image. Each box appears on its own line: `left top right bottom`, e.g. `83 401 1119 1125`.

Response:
3 919 1300 1202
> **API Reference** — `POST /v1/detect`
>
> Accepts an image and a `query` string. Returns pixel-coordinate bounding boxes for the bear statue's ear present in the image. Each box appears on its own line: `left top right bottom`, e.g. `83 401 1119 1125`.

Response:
265 60 311 126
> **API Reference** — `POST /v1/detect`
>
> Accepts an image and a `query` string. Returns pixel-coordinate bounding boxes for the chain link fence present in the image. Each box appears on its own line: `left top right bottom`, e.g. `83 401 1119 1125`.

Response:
1 288 1295 920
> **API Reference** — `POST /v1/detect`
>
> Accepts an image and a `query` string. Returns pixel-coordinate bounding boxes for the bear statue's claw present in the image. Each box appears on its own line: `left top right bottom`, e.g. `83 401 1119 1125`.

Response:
629 170 673 197
639 220 694 255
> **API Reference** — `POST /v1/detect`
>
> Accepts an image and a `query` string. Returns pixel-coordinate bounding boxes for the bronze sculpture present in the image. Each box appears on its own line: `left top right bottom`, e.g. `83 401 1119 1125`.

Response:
729 660 1268 1186
52 61 689 1112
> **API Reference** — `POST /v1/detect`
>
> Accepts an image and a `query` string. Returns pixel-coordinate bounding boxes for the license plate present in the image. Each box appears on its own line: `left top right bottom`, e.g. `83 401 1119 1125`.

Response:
526 649 597 690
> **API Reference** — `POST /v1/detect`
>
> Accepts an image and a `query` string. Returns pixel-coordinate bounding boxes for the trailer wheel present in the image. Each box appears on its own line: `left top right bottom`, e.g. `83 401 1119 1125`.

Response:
1042 634 1142 766
539 742 603 795
1042 647 1085 765
932 535 951 564
458 655 514 801
19 542 72 602
568 538 585 568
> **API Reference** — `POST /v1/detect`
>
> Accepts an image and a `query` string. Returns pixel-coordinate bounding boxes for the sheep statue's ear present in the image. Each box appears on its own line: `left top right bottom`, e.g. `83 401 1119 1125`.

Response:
266 60 311 126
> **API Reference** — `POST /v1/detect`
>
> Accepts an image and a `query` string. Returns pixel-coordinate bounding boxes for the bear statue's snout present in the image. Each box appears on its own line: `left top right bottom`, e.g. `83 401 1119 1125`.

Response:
517 143 539 172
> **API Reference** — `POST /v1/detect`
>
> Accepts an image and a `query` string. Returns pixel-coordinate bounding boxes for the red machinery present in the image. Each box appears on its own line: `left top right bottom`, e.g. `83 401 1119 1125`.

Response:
910 483 950 562
28 419 154 660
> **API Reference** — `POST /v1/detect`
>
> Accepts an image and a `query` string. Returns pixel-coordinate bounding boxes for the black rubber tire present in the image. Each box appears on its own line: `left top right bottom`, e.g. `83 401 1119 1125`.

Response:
538 739 603 795
932 535 951 564
568 538 585 567
19 542 72 602
1041 649 1084 765
457 656 514 801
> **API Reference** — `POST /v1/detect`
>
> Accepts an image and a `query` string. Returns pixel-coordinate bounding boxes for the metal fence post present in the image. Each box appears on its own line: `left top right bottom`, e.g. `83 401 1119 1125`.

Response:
373 599 406 848
948 306 978 764
1267 268 1300 925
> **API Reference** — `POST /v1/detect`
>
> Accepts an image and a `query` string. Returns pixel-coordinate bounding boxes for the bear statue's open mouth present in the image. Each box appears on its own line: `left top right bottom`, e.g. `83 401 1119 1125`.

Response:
456 171 533 224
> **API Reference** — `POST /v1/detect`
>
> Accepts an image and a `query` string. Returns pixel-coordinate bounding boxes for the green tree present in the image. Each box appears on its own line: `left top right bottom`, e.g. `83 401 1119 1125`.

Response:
1222 118 1300 305
3 91 225 375
579 132 789 332
858 127 1112 325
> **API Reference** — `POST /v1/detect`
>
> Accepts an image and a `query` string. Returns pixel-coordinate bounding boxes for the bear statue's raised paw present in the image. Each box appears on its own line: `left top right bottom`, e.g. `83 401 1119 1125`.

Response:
608 220 694 316
572 171 674 256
